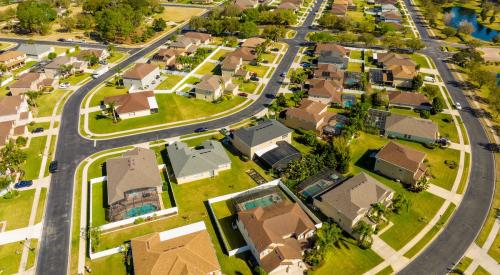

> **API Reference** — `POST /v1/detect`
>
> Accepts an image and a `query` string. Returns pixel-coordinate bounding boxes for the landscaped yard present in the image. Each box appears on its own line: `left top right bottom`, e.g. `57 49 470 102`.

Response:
26 238 38 270
34 89 69 117
63 73 91 86
87 94 246 134
261 52 278 63
13 61 37 75
210 49 232 61
156 74 185 90
107 51 127 64
410 53 431 69
350 50 363 60
23 136 48 180
0 189 35 230
194 62 218 75
181 76 201 86
347 62 363 72
35 188 47 224
233 78 258 93
155 6 205 23
87 253 127 275
0 241 23 274
91 181 107 227
244 64 269 78
211 200 247 250
89 85 128 107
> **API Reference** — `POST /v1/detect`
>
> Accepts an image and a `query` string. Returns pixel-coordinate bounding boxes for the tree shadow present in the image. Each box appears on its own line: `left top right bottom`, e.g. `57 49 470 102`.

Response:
354 149 379 171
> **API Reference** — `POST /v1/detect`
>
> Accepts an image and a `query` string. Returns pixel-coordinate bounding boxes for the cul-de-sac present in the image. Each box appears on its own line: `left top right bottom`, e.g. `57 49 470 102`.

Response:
0 0 498 274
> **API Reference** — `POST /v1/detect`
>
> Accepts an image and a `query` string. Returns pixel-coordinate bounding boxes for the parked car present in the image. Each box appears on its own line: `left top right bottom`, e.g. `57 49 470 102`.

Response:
280 72 287 77
271 48 280 52
250 75 259 81
59 82 70 88
301 62 311 68
32 127 44 134
58 38 66 42
14 180 33 189
455 102 462 110
238 93 248 97
194 127 209 133
49 161 58 173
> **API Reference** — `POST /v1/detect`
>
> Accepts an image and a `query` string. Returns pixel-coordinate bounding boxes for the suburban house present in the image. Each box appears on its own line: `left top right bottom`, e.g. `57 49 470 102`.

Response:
122 63 160 92
307 78 343 105
257 141 302 170
231 119 293 159
227 47 257 62
0 51 26 70
194 75 238 101
184 31 212 44
283 99 335 134
103 91 159 120
388 91 432 110
377 3 398 14
0 95 32 146
315 43 349 58
375 53 417 88
237 201 316 274
221 55 249 79
18 44 54 60
374 141 428 185
277 2 299 11
379 10 402 23
234 0 259 10
241 37 267 49
313 63 345 82
106 148 163 221
44 56 86 78
384 114 439 144
191 0 213 4
170 36 200 54
152 48 185 69
131 227 221 275
313 172 394 234
77 49 109 62
167 140 231 184
9 72 57 95
331 4 348 16
317 51 349 70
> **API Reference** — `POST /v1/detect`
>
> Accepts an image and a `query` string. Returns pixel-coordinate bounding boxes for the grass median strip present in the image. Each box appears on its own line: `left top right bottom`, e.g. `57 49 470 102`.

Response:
457 152 470 194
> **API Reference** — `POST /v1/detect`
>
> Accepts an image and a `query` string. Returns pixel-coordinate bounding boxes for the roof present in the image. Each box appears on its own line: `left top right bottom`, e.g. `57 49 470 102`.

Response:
17 44 53 56
384 114 438 140
221 55 241 71
9 72 43 89
285 99 331 125
195 75 226 92
171 36 199 48
0 51 25 62
232 120 292 147
167 140 231 179
277 2 298 10
313 63 345 80
316 172 394 221
258 141 302 169
388 91 430 107
0 95 24 116
308 79 343 103
45 56 72 69
376 141 427 173
131 230 220 275
318 51 348 66
315 43 348 56
184 32 211 42
155 48 184 59
103 91 155 114
381 10 402 20
237 201 315 272
227 47 256 61
388 64 416 79
122 63 159 80
233 0 258 9
106 148 163 205
77 49 105 60
0 121 13 145
331 4 348 15
377 52 416 67
241 37 266 48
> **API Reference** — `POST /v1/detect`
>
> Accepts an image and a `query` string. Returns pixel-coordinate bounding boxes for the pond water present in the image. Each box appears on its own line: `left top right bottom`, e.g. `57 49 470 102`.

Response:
444 6 499 42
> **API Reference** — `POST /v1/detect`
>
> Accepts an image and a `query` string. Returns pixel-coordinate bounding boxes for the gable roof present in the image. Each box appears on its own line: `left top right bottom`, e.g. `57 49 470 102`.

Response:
277 2 298 10
233 0 258 10
378 52 416 67
376 141 427 173
330 4 348 15
233 120 292 147
318 51 349 67
313 63 345 80
316 172 394 221
45 56 73 69
388 91 430 107
381 10 402 20
103 91 155 114
18 44 53 56
221 55 241 71
195 75 226 92
241 37 266 48
167 140 231 179
184 32 211 42
227 47 256 61
122 63 159 80
0 51 25 62
388 64 416 79
106 148 163 205
131 229 220 275
77 49 105 61
384 114 438 140
0 95 24 116
315 43 348 56
9 72 44 89
285 99 329 124
308 79 343 103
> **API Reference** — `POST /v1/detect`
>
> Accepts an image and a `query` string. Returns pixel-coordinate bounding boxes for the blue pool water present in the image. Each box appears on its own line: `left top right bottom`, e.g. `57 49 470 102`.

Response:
125 204 157 218
444 7 499 42
243 196 275 210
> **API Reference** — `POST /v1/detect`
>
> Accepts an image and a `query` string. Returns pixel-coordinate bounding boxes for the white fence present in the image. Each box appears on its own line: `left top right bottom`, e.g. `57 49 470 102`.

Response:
159 221 206 241
0 76 13 87
99 207 178 231
228 245 250 256
90 246 124 260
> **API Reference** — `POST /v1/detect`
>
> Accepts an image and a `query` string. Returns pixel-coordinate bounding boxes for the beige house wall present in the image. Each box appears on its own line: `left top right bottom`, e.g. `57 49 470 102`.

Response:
374 158 416 185
232 132 292 158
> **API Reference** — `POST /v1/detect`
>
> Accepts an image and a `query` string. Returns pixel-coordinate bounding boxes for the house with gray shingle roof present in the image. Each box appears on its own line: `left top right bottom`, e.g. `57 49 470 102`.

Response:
384 114 438 144
18 43 54 60
167 140 231 184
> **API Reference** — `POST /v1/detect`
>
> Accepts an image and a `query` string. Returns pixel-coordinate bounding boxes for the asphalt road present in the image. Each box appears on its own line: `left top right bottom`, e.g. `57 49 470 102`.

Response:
0 37 138 53
35 1 323 274
399 0 495 274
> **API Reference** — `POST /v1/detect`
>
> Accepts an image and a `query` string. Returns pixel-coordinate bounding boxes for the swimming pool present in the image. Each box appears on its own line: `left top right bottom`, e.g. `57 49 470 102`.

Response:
300 179 336 198
125 203 157 218
243 195 276 210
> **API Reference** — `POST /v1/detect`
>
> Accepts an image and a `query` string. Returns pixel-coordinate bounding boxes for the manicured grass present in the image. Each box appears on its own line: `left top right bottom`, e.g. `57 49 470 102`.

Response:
13 61 37 75
212 200 247 250
63 73 91 86
487 232 500 263
87 253 127 275
312 239 383 275
349 133 446 250
69 161 86 275
53 47 70 55
27 122 50 132
182 76 201 86
458 117 470 145
88 94 245 134
473 265 490 275
347 62 363 72
34 89 68 117
91 182 107 227
375 265 394 275
107 51 127 64
291 132 314 154
410 54 431 69
155 6 205 23
450 256 473 274
23 136 47 180
261 52 278 63
0 189 35 230
35 188 47 224
0 241 23 274
233 78 258 93
457 152 470 194
244 64 269 78
350 50 363 60
156 74 184 90
26 238 38 270
194 62 217 75
404 203 456 258
45 136 57 177
89 85 128 107
210 49 232 61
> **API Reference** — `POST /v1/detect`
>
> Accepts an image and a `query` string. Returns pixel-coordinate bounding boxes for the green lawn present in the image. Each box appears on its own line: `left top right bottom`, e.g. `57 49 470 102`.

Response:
244 64 269 78
88 94 246 134
89 85 128 107
13 61 37 75
312 239 383 275
53 46 70 55
410 54 431 69
27 122 50 132
210 49 232 61
450 257 473 274
350 50 363 60
347 62 363 72
261 52 278 63
23 136 47 180
194 62 217 75
26 239 38 270
107 51 127 64
212 200 247 250
0 242 23 274
0 189 35 230
34 89 68 117
349 133 446 250
182 76 201 86
473 266 490 275
488 232 500 263
233 78 258 93
156 74 185 90
87 253 127 275
375 266 394 275
457 152 470 194
92 182 107 227
63 73 91 86
35 188 47 224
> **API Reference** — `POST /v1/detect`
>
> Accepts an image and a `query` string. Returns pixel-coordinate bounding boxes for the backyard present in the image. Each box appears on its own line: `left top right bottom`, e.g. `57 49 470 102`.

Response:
88 85 128 107
156 74 185 90
0 241 24 274
211 200 247 250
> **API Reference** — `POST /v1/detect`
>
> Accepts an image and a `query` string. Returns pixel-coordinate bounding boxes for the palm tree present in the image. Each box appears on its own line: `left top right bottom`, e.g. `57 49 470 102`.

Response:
315 222 342 251
353 221 374 249
291 90 305 107
391 193 410 214
370 202 387 222
107 101 118 123
26 91 41 108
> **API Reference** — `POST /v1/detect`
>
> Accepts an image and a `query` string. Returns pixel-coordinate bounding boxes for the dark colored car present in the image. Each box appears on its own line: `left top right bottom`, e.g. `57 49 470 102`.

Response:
49 161 58 173
58 38 66 42
238 93 248 97
32 127 44 133
265 93 276 99
194 127 209 133
280 72 287 77
14 180 33 189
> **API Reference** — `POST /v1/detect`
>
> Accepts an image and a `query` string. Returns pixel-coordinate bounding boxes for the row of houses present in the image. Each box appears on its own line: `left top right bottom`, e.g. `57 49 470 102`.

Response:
153 31 212 70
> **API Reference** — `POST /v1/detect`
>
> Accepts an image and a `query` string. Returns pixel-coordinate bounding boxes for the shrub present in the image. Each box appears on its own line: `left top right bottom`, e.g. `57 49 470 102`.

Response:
3 190 19 199
16 136 27 146
133 217 145 224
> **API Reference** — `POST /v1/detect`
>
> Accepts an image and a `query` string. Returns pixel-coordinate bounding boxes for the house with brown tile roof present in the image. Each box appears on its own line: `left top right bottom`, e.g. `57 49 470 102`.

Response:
44 56 86 78
227 47 257 62
374 141 428 185
388 91 431 110
9 72 57 95
241 37 267 49
331 4 348 16
313 172 394 234
379 10 402 23
131 225 221 275
76 49 109 62
170 36 200 54
376 53 417 88
106 148 163 221
313 63 344 82
0 51 26 70
384 114 438 144
283 99 335 134
184 32 212 44
237 201 316 274
234 0 258 10
221 55 250 79
277 1 299 11
103 91 158 120
314 43 349 56
0 95 32 146
122 63 160 92
195 75 238 101
307 78 343 105
376 52 416 68
152 48 186 69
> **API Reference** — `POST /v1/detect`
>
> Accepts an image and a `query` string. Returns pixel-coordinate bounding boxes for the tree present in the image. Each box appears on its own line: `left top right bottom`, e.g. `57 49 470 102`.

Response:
290 90 305 107
372 90 389 106
26 90 41 108
411 75 424 90
262 25 285 42
488 92 500 118
432 97 444 114
422 85 439 100
0 176 11 190
107 101 118 123
276 93 288 107
152 18 166 32
299 129 317 146
107 44 116 57
359 33 376 46
315 222 342 251
76 13 94 30
370 202 387 222
442 26 457 38
59 15 76 32
48 52 57 60
332 136 350 173
406 38 425 50
493 35 500 44
353 221 374 249
0 139 27 173
89 226 102 252
57 64 73 77
468 68 496 88
290 68 307 84
94 5 139 42
458 20 474 35
16 1 57 34
238 21 258 39
83 53 99 67
391 193 410 214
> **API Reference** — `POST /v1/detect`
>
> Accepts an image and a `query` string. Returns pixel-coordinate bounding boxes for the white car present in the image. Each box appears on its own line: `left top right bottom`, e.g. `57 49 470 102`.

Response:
455 102 462 110
59 82 70 88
